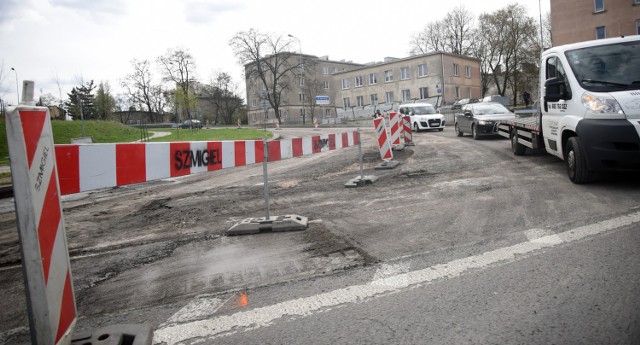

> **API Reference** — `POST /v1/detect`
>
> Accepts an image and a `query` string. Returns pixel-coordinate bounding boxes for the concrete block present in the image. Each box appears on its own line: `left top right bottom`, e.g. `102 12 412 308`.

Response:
227 215 308 235
345 175 378 188
375 160 400 170
71 323 153 345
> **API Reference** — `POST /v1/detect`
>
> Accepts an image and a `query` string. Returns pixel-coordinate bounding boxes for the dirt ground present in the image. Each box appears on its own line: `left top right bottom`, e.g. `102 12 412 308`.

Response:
0 128 404 341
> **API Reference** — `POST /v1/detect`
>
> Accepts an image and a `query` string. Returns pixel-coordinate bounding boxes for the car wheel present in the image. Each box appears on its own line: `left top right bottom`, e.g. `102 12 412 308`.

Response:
413 123 420 133
472 124 480 140
511 130 526 155
566 137 593 184
455 123 463 137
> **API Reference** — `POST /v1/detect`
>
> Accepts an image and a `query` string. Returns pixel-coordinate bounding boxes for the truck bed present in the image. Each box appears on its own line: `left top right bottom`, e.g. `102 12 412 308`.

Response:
497 115 540 138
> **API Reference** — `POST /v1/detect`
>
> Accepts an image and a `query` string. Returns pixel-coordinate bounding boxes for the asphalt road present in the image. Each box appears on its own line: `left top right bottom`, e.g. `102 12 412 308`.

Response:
1 126 640 344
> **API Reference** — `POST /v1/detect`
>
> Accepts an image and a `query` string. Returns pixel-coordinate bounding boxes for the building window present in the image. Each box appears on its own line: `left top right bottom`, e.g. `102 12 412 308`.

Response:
455 86 461 99
325 109 331 117
251 99 257 108
324 81 330 89
342 78 350 90
401 89 411 102
418 64 427 77
468 87 472 98
356 96 364 107
355 76 363 87
384 70 393 82
419 87 428 99
594 0 604 12
333 67 339 73
596 26 606 39
300 108 306 117
637 19 640 34
299 93 305 103
401 67 410 80
299 78 305 87
385 91 394 104
370 94 378 105
453 63 459 76
465 66 471 78
369 73 378 85
343 97 351 109
323 67 329 75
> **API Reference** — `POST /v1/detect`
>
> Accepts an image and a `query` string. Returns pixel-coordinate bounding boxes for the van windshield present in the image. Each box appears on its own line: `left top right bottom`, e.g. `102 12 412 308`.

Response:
565 40 640 92
409 106 437 115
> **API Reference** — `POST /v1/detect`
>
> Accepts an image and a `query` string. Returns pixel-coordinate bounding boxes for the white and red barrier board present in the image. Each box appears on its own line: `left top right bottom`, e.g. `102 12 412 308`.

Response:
55 132 358 195
403 115 412 143
5 107 76 345
373 117 393 161
389 112 401 145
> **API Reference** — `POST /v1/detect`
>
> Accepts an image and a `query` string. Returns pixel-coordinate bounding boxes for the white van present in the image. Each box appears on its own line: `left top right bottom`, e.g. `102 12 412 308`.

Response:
397 102 445 132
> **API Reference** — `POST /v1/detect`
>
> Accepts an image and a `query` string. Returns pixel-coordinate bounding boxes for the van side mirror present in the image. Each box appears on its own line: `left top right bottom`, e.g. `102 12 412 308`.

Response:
464 110 472 117
544 77 572 102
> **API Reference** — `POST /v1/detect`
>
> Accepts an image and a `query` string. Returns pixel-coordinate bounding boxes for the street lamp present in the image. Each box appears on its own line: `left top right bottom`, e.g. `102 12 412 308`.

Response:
10 67 19 104
288 34 303 123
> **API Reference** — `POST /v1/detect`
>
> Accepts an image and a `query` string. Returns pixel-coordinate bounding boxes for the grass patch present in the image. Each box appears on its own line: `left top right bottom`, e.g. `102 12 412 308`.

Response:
148 128 271 142
0 120 272 166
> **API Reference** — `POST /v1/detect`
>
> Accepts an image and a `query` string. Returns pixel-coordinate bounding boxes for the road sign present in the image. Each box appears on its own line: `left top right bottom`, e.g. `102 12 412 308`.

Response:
260 100 269 110
436 84 443 95
315 95 330 105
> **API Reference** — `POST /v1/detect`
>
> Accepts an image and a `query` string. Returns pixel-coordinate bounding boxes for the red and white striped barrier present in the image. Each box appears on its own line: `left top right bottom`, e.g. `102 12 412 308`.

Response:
373 117 393 161
55 132 359 195
389 112 401 145
403 115 413 144
5 106 76 345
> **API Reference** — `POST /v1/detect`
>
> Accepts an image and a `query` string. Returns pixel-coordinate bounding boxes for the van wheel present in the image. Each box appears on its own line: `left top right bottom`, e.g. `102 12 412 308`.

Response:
511 131 526 155
455 123 463 137
566 137 593 184
413 123 420 133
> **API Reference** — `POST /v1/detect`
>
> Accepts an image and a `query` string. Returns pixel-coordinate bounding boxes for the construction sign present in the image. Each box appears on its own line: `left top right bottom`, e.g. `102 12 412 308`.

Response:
5 106 77 345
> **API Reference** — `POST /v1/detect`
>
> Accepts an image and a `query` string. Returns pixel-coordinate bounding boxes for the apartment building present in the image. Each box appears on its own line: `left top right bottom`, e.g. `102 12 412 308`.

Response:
551 0 640 46
334 52 481 112
245 52 481 125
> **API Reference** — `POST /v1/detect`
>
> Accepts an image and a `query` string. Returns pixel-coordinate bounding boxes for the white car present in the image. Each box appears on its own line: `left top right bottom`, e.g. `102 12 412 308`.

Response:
398 103 445 132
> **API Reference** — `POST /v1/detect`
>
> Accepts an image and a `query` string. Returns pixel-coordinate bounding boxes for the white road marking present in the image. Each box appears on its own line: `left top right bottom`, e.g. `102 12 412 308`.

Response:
524 228 563 245
164 297 224 326
153 210 640 345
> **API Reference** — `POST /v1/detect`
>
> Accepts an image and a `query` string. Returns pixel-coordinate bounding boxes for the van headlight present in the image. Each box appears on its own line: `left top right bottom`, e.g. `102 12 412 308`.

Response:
581 92 624 115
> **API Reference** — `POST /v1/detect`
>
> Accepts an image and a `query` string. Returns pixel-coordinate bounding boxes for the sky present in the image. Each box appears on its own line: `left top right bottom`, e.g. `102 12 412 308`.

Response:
0 0 550 107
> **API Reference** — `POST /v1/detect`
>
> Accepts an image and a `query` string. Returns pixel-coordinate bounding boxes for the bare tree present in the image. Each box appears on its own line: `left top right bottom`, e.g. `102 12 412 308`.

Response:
122 60 156 114
157 48 196 122
230 28 301 125
409 21 447 55
201 72 244 125
302 79 325 124
409 6 475 56
442 5 476 56
477 4 537 101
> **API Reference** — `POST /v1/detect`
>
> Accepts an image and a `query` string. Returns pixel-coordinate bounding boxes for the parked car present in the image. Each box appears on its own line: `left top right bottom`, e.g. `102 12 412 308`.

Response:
397 102 445 132
513 100 540 118
454 102 515 140
179 119 203 129
481 95 511 109
451 98 479 111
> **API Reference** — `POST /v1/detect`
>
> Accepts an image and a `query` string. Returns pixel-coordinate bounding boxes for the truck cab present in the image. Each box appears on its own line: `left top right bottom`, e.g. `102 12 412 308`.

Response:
540 36 640 182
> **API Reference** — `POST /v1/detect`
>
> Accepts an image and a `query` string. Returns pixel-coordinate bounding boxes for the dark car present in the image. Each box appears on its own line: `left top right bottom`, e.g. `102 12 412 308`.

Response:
451 98 479 111
454 102 515 140
179 119 203 129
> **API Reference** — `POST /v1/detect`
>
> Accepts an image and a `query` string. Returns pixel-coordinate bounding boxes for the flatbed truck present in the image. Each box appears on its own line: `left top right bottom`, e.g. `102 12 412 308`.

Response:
497 36 640 183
